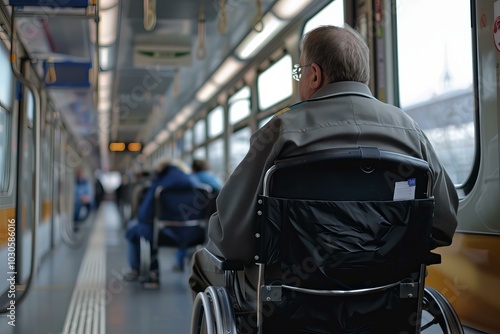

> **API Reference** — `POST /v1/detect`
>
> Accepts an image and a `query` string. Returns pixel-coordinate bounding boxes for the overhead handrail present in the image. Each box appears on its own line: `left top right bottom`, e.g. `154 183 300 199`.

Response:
196 0 207 60
217 0 227 34
143 0 156 31
252 0 264 32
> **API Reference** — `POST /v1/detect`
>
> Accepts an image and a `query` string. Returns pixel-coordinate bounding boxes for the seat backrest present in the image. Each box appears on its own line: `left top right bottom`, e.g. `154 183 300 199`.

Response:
155 185 212 222
255 147 435 333
152 185 212 249
267 146 430 200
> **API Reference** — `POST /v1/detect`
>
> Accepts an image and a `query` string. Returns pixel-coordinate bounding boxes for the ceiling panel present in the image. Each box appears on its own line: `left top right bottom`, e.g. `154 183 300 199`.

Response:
126 0 218 21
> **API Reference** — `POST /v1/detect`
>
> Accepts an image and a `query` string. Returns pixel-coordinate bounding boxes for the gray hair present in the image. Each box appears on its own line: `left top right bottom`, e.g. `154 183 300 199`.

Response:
301 25 370 84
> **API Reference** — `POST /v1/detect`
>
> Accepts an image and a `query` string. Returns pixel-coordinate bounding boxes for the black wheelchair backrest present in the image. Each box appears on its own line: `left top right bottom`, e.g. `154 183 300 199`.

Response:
266 146 431 201
257 147 434 289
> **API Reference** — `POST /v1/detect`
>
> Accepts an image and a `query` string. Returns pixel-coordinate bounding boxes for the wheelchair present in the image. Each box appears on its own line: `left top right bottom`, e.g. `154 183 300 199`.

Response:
139 184 216 281
190 147 464 333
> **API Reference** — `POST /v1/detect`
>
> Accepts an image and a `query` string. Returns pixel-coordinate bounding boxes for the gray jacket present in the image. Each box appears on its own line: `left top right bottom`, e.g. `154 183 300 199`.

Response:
206 81 459 262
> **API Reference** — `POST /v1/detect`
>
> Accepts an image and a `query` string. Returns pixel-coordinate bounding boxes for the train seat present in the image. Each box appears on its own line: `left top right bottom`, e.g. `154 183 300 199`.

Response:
190 147 464 333
139 184 216 287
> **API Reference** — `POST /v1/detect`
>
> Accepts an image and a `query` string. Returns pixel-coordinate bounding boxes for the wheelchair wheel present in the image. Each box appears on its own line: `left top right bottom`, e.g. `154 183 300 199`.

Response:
421 287 464 334
190 286 238 334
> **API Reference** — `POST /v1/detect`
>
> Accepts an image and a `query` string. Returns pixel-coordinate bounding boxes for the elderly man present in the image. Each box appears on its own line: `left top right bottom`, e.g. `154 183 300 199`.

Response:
189 24 458 327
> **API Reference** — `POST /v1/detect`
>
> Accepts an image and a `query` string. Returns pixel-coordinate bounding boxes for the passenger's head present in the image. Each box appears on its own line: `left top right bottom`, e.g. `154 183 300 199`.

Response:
75 169 85 180
298 25 370 100
155 159 190 177
192 159 209 173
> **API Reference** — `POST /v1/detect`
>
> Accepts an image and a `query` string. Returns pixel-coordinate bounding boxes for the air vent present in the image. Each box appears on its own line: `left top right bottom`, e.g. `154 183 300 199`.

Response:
133 34 192 67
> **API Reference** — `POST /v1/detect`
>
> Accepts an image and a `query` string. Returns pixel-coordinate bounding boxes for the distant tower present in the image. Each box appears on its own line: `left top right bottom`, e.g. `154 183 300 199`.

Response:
441 43 452 92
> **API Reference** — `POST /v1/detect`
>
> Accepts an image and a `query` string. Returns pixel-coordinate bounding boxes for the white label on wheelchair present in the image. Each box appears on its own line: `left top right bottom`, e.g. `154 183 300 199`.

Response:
393 178 416 201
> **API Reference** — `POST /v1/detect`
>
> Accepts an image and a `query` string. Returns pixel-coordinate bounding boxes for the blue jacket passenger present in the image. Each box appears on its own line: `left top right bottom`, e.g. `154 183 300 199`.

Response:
191 159 222 192
126 163 199 243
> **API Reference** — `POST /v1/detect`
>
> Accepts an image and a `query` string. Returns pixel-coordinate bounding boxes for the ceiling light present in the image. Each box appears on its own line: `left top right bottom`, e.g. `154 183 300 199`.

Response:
195 81 219 102
142 142 158 156
99 5 119 45
89 5 119 46
272 0 313 19
212 57 244 86
179 103 195 118
98 99 111 112
155 130 169 144
100 0 119 9
98 71 113 90
99 87 112 101
236 12 286 59
99 46 111 70
167 122 177 132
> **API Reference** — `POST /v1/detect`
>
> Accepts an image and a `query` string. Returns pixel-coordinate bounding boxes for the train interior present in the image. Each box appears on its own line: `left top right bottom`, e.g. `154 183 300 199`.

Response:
0 0 499 333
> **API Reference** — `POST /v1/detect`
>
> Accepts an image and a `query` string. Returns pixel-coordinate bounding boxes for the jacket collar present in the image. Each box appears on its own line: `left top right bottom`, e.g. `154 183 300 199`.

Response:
309 81 374 101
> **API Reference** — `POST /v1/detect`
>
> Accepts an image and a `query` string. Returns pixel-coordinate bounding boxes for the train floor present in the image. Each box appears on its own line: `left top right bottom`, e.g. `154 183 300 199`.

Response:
0 200 194 334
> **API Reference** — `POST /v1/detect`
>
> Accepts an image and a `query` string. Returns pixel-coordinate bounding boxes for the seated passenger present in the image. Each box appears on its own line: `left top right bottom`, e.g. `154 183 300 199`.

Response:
189 24 459 316
191 159 222 192
123 159 199 287
73 169 92 223
173 159 222 271
169 159 223 272
130 170 153 219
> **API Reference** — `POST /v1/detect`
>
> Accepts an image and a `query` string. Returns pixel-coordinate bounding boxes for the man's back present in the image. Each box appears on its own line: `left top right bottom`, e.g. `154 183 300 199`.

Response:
206 81 458 262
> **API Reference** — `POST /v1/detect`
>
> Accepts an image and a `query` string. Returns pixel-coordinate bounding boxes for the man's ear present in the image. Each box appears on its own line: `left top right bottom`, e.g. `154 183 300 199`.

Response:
310 63 325 89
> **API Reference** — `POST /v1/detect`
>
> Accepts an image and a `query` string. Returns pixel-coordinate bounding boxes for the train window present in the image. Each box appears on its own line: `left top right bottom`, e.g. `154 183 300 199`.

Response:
184 128 193 152
258 55 293 110
0 106 8 191
395 0 475 185
0 44 13 108
193 147 206 160
229 86 251 125
193 119 206 146
208 139 225 180
230 127 251 172
303 0 344 35
208 106 224 138
27 90 34 122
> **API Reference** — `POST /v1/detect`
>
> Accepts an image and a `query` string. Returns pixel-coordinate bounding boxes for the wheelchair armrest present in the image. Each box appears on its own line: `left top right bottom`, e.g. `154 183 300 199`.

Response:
427 252 442 266
204 248 245 271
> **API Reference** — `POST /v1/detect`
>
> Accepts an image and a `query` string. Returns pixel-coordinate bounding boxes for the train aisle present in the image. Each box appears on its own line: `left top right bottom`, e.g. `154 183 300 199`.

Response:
0 200 194 334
